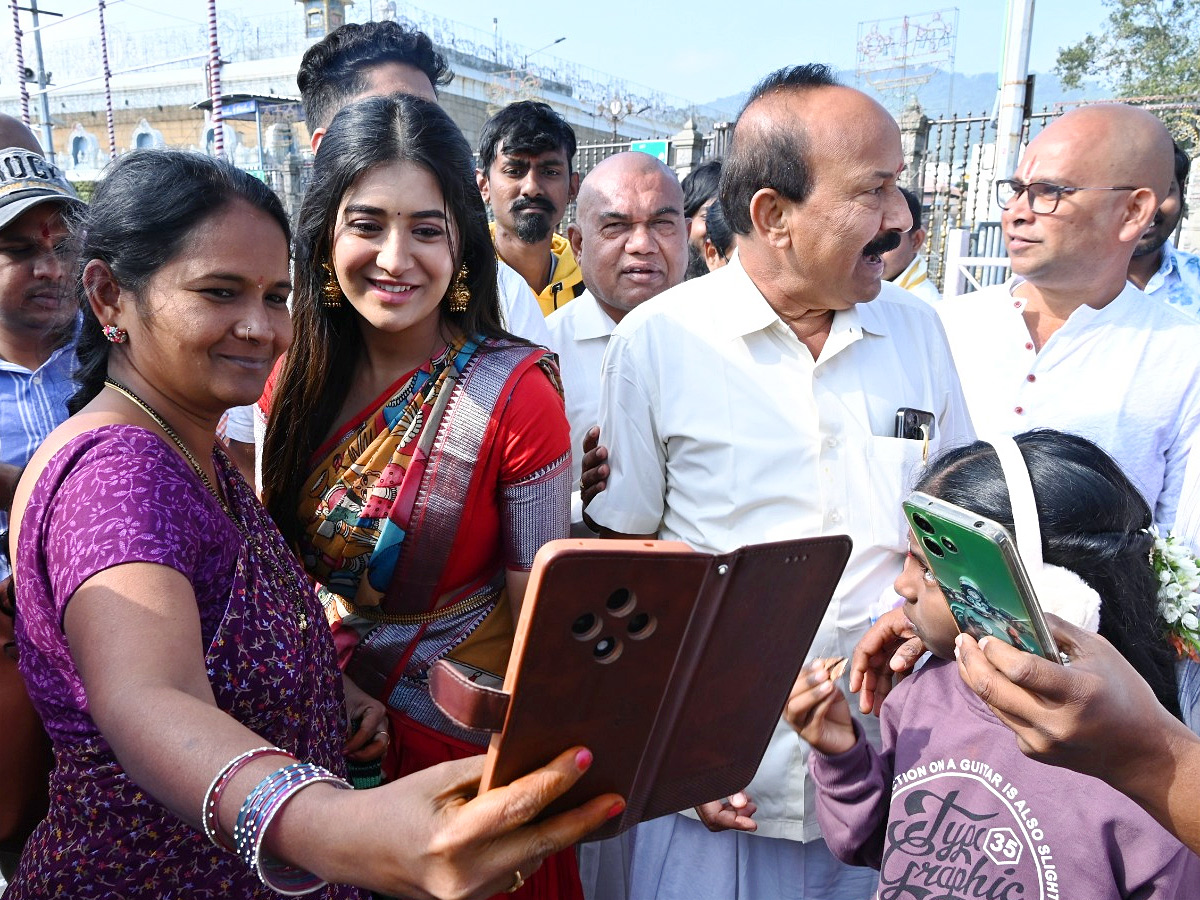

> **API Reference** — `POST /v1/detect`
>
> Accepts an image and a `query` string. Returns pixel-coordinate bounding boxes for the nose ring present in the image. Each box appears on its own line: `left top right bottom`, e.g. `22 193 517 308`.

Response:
243 325 253 342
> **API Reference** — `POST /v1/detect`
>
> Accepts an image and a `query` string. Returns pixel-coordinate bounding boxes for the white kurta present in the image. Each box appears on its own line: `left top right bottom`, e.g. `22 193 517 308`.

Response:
892 253 941 305
938 278 1200 534
589 256 975 842
546 290 618 524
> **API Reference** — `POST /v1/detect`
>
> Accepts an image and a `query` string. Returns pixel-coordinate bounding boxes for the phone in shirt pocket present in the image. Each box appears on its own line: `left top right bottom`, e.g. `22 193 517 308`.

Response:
894 407 935 441
867 407 938 551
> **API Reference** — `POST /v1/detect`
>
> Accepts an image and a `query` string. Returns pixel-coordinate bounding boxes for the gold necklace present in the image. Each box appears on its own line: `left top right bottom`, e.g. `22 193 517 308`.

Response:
103 378 309 631
105 378 232 516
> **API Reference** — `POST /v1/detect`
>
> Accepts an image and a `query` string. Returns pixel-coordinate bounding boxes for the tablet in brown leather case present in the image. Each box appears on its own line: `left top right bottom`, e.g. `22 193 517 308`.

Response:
430 535 851 841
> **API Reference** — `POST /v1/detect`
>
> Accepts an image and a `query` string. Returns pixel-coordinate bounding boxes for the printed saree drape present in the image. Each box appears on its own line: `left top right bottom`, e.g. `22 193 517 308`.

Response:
298 335 568 740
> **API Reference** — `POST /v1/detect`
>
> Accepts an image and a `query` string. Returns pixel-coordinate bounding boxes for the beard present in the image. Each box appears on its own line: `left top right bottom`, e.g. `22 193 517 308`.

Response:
512 208 553 244
1133 231 1170 258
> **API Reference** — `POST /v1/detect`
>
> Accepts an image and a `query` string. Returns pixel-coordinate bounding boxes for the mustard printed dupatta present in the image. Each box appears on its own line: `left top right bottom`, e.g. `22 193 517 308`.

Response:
298 335 477 614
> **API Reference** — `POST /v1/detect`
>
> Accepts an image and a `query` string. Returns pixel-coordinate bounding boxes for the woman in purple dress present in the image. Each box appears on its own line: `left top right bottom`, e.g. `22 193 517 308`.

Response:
6 150 618 898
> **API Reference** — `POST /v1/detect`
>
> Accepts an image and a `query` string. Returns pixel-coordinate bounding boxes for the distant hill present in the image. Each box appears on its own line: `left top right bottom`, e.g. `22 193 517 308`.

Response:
705 68 1112 121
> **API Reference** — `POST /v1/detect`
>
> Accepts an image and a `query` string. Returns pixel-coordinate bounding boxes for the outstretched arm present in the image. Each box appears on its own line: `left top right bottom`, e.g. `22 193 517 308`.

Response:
66 562 621 898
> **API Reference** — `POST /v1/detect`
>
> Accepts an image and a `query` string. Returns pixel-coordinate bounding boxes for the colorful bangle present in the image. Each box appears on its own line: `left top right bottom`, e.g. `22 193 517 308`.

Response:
234 762 351 896
202 746 293 851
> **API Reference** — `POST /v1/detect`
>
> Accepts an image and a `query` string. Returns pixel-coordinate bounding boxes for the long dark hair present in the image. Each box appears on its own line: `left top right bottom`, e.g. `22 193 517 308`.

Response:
917 429 1181 718
67 150 291 415
262 93 507 542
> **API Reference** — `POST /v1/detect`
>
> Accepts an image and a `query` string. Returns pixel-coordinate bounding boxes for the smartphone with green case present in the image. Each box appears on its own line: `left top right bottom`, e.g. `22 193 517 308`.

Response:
903 491 1061 662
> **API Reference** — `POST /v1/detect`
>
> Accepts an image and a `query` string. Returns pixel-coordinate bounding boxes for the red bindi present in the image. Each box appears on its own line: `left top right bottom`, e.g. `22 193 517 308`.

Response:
41 221 51 240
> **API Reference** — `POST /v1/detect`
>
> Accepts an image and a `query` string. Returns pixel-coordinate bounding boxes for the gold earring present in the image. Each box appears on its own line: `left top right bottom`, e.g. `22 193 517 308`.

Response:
321 262 344 308
447 263 470 313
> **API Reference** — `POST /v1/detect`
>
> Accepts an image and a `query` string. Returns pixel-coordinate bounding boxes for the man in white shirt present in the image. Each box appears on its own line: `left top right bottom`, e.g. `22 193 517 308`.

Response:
882 187 940 304
938 104 1200 533
587 65 974 900
477 101 585 316
546 151 688 530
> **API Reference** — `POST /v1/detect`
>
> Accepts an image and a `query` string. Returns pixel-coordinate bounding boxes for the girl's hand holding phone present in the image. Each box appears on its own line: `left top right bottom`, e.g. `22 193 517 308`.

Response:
784 658 857 756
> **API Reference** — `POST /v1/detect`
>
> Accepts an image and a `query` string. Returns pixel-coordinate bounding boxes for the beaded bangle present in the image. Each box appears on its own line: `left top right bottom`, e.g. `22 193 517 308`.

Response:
202 746 293 851
234 762 351 896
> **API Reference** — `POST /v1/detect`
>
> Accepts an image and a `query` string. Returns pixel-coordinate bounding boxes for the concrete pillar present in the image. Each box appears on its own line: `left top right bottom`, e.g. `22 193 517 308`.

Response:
899 97 929 196
993 0 1035 215
670 118 705 180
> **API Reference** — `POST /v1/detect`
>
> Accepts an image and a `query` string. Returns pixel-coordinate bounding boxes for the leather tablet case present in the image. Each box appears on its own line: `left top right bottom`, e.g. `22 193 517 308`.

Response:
430 535 852 841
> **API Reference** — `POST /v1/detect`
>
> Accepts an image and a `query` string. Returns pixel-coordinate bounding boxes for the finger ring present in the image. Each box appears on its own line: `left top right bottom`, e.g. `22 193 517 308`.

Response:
505 869 524 893
374 730 389 742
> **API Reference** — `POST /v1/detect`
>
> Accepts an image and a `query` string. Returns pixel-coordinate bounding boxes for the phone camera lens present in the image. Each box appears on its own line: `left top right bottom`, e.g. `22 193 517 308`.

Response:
593 636 623 663
912 513 935 534
941 537 958 554
627 612 658 639
922 536 945 558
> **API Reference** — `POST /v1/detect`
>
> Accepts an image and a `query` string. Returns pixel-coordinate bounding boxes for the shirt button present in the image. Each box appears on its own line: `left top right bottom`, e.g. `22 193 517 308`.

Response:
1026 374 1036 382
830 510 843 524
1024 342 1034 350
1014 406 1024 414
825 437 839 449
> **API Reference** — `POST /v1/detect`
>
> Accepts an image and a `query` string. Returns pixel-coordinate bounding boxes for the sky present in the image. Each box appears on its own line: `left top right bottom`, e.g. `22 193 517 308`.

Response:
21 0 1112 106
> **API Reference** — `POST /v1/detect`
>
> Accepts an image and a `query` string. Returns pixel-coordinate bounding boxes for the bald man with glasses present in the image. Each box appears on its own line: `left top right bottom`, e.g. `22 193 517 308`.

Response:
938 104 1200 544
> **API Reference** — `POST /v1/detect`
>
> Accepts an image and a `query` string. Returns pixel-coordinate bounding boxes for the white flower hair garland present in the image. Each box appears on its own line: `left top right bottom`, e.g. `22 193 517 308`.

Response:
1150 527 1200 661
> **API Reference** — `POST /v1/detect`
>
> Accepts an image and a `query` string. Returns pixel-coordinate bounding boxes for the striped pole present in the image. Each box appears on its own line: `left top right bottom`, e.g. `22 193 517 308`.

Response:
207 0 223 158
10 0 29 125
97 0 116 158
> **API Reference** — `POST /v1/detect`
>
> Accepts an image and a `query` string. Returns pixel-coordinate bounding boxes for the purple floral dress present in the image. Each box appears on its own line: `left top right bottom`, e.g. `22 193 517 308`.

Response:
10 426 364 898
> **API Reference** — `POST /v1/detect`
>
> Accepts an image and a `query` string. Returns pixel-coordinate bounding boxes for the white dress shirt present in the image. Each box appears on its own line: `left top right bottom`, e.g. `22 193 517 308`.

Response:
545 290 617 523
938 278 1200 532
496 259 555 351
588 256 975 840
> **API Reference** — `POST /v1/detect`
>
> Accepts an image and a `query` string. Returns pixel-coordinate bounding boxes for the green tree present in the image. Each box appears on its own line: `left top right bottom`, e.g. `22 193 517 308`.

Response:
1055 0 1200 97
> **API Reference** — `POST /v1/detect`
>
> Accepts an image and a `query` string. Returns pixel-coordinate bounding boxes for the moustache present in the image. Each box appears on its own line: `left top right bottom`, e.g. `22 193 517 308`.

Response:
862 231 902 257
511 198 554 214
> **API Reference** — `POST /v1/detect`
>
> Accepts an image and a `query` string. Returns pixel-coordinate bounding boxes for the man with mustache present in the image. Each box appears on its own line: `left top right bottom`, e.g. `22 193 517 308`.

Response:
1127 142 1200 313
585 65 973 900
938 105 1200 536
0 118 83 580
477 101 584 315
546 151 687 533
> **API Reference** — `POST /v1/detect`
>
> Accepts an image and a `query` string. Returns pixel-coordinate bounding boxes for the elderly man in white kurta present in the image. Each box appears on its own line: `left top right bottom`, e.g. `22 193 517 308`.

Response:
938 104 1200 537
547 152 689 531
587 65 974 900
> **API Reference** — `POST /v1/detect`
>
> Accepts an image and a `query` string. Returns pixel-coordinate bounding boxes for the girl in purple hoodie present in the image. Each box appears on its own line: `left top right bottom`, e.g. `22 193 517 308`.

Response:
786 430 1199 899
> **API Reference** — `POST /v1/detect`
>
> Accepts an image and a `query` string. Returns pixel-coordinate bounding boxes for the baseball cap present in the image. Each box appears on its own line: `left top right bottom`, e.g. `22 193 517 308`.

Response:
0 146 81 231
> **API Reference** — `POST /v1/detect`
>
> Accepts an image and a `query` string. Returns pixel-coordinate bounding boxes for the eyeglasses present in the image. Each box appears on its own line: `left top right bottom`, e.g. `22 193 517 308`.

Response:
994 179 1138 215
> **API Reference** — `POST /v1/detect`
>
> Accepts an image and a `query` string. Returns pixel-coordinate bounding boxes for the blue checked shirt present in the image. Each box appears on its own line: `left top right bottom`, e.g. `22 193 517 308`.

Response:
1144 239 1200 315
0 339 77 579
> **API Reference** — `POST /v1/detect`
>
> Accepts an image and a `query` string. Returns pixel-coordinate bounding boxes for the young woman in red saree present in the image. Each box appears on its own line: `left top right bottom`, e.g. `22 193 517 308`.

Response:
262 94 577 898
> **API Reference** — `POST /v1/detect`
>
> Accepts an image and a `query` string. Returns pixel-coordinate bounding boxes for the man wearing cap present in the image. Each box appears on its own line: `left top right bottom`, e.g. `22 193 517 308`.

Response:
0 127 82 579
